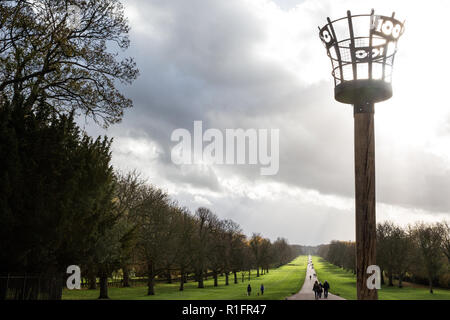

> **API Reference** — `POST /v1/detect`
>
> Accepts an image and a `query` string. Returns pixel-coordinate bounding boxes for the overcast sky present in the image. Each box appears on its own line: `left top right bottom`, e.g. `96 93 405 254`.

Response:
83 0 450 245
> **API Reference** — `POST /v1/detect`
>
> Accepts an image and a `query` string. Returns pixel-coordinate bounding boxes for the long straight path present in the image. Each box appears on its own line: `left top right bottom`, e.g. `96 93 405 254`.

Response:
287 256 345 300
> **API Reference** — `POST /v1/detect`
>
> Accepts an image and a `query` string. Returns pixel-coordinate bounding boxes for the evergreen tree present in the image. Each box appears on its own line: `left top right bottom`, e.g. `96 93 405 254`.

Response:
0 102 115 299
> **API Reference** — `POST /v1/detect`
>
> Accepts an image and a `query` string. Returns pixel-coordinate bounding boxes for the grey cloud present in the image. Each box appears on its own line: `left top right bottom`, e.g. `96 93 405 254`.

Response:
83 0 450 220
173 188 355 245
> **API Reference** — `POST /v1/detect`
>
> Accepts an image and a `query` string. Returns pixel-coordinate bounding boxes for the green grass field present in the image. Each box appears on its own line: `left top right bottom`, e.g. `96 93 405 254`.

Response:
63 255 307 300
311 256 450 300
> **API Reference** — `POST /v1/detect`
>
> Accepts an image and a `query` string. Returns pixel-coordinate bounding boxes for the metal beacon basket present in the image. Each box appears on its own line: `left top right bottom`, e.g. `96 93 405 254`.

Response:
319 9 405 109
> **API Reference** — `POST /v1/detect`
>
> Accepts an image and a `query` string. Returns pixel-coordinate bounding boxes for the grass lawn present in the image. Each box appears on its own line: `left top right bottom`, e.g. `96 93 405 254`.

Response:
311 256 450 300
63 255 307 300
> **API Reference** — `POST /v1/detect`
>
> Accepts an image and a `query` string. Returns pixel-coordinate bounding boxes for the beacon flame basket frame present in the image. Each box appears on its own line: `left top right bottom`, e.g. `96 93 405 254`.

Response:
318 9 405 105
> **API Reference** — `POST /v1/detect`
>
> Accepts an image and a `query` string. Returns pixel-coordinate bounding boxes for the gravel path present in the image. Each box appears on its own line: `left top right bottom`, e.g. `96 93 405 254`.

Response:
287 256 345 300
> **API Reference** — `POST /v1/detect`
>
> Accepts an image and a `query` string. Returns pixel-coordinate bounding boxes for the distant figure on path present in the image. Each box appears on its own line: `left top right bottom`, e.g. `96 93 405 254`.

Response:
260 284 264 295
309 275 311 280
247 284 252 296
313 281 320 300
323 280 330 299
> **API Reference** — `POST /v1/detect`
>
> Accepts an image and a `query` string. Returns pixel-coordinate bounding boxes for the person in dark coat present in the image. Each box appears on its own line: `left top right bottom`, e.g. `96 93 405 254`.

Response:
318 282 323 298
247 284 252 296
313 281 320 300
323 280 330 298
260 284 264 295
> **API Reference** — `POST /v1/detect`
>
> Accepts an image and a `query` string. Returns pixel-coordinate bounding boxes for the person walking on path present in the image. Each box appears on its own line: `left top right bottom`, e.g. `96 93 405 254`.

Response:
260 284 264 296
318 282 323 299
323 280 330 299
313 281 320 300
247 284 252 296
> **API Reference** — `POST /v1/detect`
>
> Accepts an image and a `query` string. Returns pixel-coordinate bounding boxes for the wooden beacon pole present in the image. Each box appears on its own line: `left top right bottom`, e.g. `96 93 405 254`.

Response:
319 9 405 300
353 102 377 300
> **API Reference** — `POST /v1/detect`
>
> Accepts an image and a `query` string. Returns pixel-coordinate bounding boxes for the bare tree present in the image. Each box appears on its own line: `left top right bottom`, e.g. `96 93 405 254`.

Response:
0 0 138 126
249 233 263 277
223 219 245 285
377 221 397 286
391 225 412 288
207 219 226 287
173 207 196 291
410 222 445 293
193 207 216 288
437 221 450 264
259 238 272 275
135 185 174 295
114 170 146 287
272 238 293 267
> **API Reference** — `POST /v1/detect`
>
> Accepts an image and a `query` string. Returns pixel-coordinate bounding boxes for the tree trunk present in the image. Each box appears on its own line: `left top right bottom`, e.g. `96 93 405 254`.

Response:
380 269 385 285
98 275 109 299
429 276 433 294
166 269 172 284
88 273 97 290
122 266 130 287
197 270 204 288
388 273 393 287
225 272 229 285
248 270 251 281
147 263 155 295
398 273 403 288
55 275 64 300
213 271 218 287
234 271 238 284
179 269 184 291
256 267 259 277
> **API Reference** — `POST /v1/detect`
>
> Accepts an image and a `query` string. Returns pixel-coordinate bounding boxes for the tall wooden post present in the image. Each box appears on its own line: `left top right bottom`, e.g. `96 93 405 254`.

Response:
353 102 377 300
